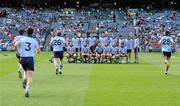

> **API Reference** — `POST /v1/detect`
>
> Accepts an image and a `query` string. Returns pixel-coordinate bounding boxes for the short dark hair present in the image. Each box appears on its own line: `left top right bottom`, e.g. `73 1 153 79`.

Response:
165 31 170 36
57 32 61 36
27 28 34 36
19 29 24 35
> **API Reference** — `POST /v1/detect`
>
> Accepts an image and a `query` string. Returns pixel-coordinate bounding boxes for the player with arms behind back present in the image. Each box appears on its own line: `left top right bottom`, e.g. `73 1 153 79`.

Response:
14 28 41 97
159 31 175 75
50 32 66 75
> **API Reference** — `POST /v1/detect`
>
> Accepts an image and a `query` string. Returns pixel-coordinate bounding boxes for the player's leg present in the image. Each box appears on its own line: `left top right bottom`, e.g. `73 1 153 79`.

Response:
73 54 77 63
75 48 78 63
164 52 171 75
53 57 59 75
125 53 129 64
165 56 171 74
16 54 23 79
25 71 33 97
127 50 131 63
134 47 139 63
115 54 119 63
108 54 112 63
67 53 70 62
119 54 124 64
53 52 61 75
59 51 64 74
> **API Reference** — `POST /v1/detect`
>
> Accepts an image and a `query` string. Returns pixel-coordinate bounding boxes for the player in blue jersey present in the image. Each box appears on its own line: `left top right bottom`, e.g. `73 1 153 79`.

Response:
159 31 175 75
110 43 119 63
99 32 108 47
66 41 77 63
80 33 88 51
102 41 111 63
89 42 97 63
14 28 41 97
81 42 90 63
119 42 128 64
71 34 80 62
13 29 25 79
50 32 66 75
110 34 118 47
88 34 96 47
96 42 103 63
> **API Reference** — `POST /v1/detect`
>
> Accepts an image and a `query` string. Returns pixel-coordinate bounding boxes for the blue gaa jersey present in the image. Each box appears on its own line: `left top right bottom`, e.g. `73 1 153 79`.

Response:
99 37 108 46
96 46 103 54
14 35 24 53
110 38 118 46
72 38 80 48
160 36 173 52
127 39 134 50
51 36 65 52
103 46 111 53
119 47 127 54
14 35 24 42
67 46 76 54
18 36 39 57
80 38 88 47
88 37 96 47
111 46 118 55
82 46 89 54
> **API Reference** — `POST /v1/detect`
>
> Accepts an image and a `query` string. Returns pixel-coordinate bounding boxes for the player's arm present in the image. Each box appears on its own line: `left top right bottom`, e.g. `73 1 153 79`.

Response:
35 40 41 54
171 38 176 51
14 41 19 51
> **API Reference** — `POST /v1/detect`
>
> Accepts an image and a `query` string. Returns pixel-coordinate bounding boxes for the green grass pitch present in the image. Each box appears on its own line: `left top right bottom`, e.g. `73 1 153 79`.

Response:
0 52 180 106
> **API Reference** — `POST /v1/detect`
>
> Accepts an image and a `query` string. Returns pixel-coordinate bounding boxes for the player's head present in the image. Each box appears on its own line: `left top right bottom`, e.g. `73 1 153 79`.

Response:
101 33 105 37
50 29 54 35
19 29 24 35
69 41 73 46
73 33 77 38
134 34 138 38
83 41 88 47
112 43 116 47
112 34 116 38
57 32 61 37
97 41 101 46
128 36 131 40
121 42 125 47
165 31 170 36
119 35 122 39
27 27 34 37
105 41 109 46
82 33 85 38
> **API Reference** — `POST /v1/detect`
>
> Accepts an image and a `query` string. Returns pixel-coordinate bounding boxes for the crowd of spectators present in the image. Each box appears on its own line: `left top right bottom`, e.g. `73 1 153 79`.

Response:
0 7 179 51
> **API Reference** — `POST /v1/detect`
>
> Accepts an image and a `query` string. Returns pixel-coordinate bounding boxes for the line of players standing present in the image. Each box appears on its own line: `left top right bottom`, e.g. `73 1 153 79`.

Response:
51 32 140 64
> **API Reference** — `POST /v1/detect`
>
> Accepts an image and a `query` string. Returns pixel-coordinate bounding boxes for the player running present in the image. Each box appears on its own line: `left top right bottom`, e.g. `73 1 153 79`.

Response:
13 29 25 79
50 32 66 75
14 28 41 97
159 31 175 75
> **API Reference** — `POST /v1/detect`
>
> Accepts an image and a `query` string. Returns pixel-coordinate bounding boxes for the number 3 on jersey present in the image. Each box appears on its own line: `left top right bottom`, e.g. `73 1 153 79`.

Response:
25 42 31 51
